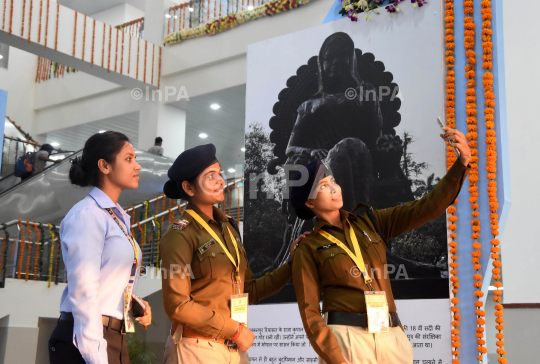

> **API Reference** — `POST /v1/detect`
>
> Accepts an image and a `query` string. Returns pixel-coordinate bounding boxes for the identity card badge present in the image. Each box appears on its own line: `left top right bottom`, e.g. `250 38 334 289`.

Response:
123 289 136 333
365 291 390 333
231 293 249 326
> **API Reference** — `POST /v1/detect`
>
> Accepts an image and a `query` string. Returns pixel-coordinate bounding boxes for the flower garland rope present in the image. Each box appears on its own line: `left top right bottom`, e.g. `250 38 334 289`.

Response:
16 220 24 279
463 0 487 361
33 224 40 280
444 2 461 362
27 0 32 42
164 0 313 45
480 1 505 362
25 226 32 281
47 224 55 287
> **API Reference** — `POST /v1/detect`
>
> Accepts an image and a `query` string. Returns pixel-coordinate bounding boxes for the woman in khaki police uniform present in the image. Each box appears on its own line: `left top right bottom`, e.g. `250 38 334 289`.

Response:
160 144 300 364
289 127 471 364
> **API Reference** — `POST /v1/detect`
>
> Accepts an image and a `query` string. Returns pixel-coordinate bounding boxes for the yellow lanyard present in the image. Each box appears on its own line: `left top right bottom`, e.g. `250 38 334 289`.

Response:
318 220 375 291
106 208 139 267
186 209 242 285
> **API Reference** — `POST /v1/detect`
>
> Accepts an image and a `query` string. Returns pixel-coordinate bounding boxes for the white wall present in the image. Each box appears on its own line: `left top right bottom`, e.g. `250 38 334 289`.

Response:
501 0 540 305
0 47 38 139
91 3 145 26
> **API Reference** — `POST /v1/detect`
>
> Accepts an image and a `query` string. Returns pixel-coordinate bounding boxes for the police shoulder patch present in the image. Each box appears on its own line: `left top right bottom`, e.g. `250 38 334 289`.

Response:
172 218 190 231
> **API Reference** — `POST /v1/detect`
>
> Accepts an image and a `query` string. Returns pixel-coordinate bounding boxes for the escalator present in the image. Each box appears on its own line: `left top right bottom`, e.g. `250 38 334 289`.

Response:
0 148 174 225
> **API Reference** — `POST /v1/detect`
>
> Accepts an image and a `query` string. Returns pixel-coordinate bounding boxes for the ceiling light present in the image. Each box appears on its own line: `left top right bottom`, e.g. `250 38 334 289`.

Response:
210 104 220 110
241 147 246 152
165 14 171 18
99 130 106 133
247 5 254 10
51 142 60 147
174 15 178 18
0 55 3 60
199 133 208 139
228 168 235 173
189 7 194 11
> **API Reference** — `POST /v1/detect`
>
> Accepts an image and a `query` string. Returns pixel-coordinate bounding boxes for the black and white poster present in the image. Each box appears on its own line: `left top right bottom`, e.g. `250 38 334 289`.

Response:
244 1 451 362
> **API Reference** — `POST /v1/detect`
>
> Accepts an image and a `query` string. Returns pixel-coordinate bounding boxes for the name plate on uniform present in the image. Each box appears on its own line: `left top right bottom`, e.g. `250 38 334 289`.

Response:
231 293 249 325
365 291 389 333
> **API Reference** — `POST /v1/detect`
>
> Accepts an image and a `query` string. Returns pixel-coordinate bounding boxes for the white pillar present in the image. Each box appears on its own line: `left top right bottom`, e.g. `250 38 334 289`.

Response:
138 99 186 159
144 0 166 45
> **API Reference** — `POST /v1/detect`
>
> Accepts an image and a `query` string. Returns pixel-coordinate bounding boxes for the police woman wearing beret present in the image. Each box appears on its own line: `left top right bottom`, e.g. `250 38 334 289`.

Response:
289 128 471 364
48 132 152 364
160 143 301 364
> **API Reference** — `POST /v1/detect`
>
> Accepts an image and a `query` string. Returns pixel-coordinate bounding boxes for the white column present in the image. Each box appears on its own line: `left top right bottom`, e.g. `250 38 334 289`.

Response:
144 0 166 45
138 99 186 159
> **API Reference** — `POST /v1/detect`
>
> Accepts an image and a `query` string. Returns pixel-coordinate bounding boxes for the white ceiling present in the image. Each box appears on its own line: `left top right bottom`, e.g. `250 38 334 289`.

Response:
57 0 182 16
170 85 246 179
40 112 140 152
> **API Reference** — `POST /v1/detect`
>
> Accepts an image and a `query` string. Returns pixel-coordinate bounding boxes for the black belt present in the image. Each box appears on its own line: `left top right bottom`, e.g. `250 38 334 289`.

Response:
59 312 125 333
327 311 402 329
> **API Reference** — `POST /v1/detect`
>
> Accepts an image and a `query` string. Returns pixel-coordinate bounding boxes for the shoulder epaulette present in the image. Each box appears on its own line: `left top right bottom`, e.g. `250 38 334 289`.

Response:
172 218 190 231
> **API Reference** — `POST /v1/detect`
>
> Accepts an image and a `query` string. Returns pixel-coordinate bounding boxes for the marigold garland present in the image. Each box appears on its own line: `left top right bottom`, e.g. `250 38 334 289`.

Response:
27 0 32 42
108 25 111 73
54 3 58 50
9 0 13 34
463 1 487 361
44 0 49 48
164 0 312 45
82 14 86 60
47 224 54 287
143 41 147 83
72 11 77 56
16 220 24 279
91 19 95 66
444 2 461 363
120 28 124 73
101 23 105 67
115 28 119 72
37 0 42 43
480 1 506 363
25 227 31 281
136 38 140 79
21 0 25 37
33 224 40 280
127 33 132 74
2 0 6 31
151 43 155 85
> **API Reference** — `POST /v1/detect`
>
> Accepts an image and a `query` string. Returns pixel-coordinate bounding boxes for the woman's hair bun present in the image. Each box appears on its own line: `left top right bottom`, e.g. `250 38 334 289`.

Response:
164 180 186 199
69 157 90 187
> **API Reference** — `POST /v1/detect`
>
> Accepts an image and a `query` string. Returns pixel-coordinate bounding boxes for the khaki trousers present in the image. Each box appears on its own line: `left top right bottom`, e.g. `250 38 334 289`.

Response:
319 325 413 364
163 325 251 364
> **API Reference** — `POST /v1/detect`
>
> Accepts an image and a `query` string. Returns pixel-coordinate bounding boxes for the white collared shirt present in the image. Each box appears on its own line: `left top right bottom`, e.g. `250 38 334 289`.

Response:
59 187 142 364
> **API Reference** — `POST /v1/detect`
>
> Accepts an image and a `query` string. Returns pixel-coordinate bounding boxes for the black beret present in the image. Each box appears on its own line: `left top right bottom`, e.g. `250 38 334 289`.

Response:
290 159 331 220
163 144 219 199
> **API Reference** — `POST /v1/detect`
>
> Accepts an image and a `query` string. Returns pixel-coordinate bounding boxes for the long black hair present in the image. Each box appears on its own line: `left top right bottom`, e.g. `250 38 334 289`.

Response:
69 131 130 187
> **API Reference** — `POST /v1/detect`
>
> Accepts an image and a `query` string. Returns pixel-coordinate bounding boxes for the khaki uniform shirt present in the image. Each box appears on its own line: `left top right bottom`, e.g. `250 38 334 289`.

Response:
160 203 292 339
292 161 469 364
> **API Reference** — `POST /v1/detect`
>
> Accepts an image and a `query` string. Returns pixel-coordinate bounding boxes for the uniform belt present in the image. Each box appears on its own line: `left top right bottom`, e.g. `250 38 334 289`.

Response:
59 312 124 333
327 311 402 328
182 326 238 349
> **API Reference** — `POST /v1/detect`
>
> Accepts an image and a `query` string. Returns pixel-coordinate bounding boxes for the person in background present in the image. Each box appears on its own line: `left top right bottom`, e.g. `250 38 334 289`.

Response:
148 137 164 156
289 127 471 364
33 143 61 173
48 131 152 364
